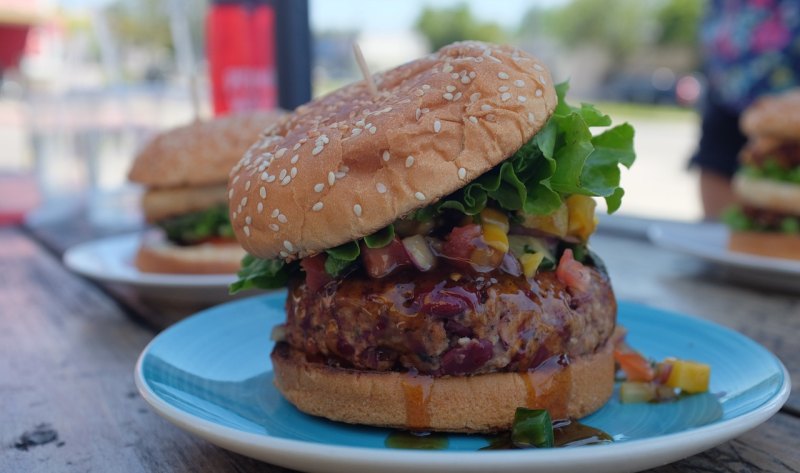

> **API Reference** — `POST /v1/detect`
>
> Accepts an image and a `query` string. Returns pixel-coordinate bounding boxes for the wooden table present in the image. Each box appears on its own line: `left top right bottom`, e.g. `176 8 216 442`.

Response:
1 207 798 473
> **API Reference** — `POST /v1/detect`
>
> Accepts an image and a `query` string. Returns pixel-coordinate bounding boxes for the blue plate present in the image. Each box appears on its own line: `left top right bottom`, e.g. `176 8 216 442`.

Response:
135 292 790 473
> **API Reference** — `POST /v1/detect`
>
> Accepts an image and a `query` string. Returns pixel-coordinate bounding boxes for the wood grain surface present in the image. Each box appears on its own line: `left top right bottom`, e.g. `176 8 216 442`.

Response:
1 221 799 472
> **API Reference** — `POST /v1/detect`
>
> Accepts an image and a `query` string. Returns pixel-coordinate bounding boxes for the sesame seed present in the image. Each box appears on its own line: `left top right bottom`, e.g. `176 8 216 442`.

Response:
498 72 509 79
353 204 362 217
278 214 288 224
312 146 323 155
443 93 453 101
240 197 248 206
489 56 501 63
501 92 512 101
518 96 527 103
376 182 387 194
470 93 481 103
481 104 493 111
453 92 462 101
458 167 467 179
290 167 297 178
272 209 280 217
461 76 470 84
383 151 391 162
328 172 336 185
335 171 346 179
259 186 267 198
514 79 525 87
450 72 459 79
446 85 456 92
228 189 234 199
414 89 424 97
352 128 362 136
312 202 323 211
269 224 279 232
321 134 330 144
243 226 250 237
245 216 252 225
314 183 324 192
257 202 264 213
341 165 350 173
281 176 291 185
279 250 288 258
534 63 544 71
293 143 301 151
469 116 478 123
244 180 251 191
232 211 237 219
442 63 453 73
279 169 287 180
369 126 377 134
422 85 430 90
469 71 477 79
283 240 294 252
267 175 276 183
415 192 426 201
528 112 536 123
356 119 366 127
406 156 415 168
434 120 441 133
415 108 421 120
535 89 543 97
276 148 287 158
291 154 299 164
499 85 509 92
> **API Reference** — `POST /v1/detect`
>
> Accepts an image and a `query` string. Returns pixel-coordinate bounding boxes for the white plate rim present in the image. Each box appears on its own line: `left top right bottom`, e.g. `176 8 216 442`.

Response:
133 304 791 473
63 232 237 288
647 222 800 276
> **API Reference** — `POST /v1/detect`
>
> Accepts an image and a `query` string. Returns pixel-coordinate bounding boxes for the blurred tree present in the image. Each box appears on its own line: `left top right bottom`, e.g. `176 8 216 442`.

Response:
105 0 207 58
415 4 506 51
655 0 706 47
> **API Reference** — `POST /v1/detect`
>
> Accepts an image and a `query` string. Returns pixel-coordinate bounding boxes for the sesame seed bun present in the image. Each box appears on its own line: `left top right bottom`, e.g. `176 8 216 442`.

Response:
133 231 245 274
271 340 614 433
228 41 557 260
141 184 228 223
733 173 800 215
740 89 800 140
129 111 286 189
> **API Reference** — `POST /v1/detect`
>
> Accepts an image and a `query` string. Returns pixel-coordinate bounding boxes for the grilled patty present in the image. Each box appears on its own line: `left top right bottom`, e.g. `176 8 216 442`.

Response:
280 262 616 376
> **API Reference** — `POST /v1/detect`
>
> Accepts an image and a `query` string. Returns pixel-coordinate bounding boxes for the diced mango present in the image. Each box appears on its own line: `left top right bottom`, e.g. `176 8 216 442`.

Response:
520 252 545 278
518 203 568 237
619 382 656 404
482 223 509 253
665 359 710 394
566 195 597 241
480 208 510 233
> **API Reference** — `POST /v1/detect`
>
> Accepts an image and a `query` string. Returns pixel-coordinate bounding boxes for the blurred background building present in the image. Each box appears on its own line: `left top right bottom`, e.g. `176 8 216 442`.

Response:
0 0 708 221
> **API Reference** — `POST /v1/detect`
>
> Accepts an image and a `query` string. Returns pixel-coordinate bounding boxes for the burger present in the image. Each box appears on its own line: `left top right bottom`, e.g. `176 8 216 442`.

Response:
725 90 800 260
128 111 284 274
228 42 635 432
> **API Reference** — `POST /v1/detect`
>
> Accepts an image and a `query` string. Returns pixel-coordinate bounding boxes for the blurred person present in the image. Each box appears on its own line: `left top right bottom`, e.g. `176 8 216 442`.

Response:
690 0 800 219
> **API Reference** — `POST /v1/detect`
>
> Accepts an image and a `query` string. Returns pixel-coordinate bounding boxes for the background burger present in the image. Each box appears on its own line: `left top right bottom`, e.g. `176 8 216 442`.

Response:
128 111 284 274
725 90 800 260
228 42 635 432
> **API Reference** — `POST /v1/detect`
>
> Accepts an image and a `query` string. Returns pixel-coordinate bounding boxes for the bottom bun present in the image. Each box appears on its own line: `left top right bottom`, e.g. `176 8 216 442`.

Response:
271 341 615 433
728 231 800 260
134 233 245 274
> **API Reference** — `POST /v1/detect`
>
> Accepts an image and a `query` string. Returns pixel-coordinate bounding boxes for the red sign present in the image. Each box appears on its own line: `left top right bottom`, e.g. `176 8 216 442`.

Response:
207 2 276 116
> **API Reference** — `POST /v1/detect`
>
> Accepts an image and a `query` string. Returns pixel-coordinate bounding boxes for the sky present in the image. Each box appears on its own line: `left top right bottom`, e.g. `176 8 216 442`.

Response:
56 0 567 33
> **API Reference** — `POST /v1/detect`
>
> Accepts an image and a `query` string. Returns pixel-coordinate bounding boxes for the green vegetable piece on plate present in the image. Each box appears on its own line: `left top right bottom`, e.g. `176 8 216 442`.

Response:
511 408 554 448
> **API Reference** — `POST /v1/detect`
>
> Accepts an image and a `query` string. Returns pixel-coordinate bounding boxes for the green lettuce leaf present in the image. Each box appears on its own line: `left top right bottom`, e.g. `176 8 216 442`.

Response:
229 254 295 294
158 204 234 245
741 160 800 184
415 81 636 219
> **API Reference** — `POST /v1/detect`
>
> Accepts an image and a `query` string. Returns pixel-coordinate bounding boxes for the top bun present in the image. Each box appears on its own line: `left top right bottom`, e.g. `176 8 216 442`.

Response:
129 110 286 188
740 89 800 140
228 41 557 260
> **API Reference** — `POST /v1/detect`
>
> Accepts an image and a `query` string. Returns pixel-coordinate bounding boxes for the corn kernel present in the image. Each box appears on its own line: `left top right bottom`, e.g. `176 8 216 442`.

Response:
520 253 545 278
482 223 509 253
666 359 710 394
519 203 568 237
480 208 510 233
566 195 597 241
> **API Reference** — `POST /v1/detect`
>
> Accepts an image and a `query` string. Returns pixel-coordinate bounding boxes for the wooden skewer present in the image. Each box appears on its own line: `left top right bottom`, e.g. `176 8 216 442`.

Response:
353 42 378 98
